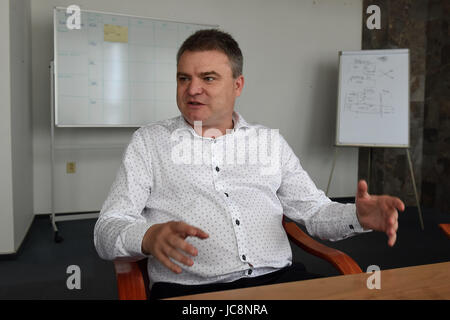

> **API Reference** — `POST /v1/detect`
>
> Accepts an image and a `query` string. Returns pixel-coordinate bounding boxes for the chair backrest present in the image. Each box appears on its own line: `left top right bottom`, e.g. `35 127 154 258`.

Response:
137 258 150 298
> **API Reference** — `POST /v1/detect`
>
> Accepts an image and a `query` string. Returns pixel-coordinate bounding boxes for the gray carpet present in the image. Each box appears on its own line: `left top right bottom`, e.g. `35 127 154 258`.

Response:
0 206 449 299
0 216 117 299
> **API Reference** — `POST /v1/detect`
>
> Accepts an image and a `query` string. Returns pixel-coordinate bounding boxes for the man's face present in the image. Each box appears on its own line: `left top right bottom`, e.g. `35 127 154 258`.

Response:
176 50 244 129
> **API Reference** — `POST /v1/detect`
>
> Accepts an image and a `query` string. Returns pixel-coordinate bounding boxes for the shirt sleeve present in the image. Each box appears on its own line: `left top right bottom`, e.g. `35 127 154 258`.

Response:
94 128 154 260
276 135 371 241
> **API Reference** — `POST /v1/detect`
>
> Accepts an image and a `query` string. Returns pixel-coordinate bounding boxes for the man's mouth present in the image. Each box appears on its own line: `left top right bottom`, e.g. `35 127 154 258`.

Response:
187 101 205 108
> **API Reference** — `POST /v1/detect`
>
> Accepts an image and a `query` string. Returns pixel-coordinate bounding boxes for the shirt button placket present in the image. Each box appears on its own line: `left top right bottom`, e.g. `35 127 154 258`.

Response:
211 138 220 177
233 214 247 265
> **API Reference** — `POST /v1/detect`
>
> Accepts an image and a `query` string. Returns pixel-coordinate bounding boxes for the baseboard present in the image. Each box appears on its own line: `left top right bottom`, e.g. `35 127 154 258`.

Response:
34 210 100 218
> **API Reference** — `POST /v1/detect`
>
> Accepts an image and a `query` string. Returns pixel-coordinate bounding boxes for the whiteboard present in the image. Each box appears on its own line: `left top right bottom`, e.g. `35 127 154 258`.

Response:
336 49 409 147
53 7 215 127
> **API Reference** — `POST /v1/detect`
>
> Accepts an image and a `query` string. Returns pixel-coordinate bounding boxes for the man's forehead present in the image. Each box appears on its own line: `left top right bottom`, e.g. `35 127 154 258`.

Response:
179 49 229 60
177 50 232 72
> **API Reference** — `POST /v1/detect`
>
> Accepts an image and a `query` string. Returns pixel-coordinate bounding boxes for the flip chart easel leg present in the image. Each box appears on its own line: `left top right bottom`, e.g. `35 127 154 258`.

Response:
406 148 424 230
367 147 372 193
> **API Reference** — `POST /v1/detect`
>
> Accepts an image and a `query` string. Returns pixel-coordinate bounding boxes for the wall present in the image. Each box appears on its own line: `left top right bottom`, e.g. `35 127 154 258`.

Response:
422 0 450 212
360 0 449 215
0 0 34 254
359 0 428 206
10 0 34 251
0 0 15 254
31 0 363 215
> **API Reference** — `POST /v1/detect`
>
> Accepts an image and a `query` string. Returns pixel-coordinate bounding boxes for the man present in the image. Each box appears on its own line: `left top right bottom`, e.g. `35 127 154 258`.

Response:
94 29 404 299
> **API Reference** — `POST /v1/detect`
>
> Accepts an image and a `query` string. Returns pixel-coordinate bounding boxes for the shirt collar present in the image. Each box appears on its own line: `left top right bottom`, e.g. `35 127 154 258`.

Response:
232 111 250 131
174 111 250 136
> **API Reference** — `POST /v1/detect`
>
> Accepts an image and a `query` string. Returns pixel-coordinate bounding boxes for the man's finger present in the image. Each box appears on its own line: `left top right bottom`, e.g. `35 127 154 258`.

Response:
356 180 369 199
396 198 405 211
169 236 199 257
393 220 398 232
165 246 194 267
174 222 209 239
191 228 209 239
157 250 182 274
184 224 209 239
386 196 405 211
388 209 398 224
388 231 397 247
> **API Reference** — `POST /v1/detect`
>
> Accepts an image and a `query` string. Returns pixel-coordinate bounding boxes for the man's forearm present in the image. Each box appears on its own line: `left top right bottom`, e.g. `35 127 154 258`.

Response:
94 214 152 260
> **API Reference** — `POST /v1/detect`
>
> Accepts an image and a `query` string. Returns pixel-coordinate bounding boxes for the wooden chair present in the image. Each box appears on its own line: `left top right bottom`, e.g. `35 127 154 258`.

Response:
439 223 450 239
113 217 363 300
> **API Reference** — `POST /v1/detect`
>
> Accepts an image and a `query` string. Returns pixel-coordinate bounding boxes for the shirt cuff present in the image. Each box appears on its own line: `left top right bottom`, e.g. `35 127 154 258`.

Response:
348 204 372 234
123 220 153 257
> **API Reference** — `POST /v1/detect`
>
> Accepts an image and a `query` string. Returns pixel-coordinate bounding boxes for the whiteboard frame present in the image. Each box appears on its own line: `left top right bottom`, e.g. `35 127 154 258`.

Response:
53 7 218 127
335 49 410 148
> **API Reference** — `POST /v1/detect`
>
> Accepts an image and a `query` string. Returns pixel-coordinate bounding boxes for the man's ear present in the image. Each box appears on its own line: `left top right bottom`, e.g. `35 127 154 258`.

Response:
234 75 244 97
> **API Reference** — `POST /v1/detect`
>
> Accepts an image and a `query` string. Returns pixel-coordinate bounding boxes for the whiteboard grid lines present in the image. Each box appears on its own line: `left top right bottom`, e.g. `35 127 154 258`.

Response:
54 7 215 126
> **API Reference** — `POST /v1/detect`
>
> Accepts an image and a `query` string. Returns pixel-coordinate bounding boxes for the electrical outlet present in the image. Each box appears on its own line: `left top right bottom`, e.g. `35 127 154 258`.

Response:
67 162 76 174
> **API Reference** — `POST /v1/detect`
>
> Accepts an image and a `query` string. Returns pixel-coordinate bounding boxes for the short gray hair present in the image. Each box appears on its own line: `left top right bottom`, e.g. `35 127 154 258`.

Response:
176 29 243 78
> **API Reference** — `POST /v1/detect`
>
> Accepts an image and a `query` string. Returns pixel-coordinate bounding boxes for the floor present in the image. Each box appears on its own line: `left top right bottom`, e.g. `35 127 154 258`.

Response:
0 206 449 299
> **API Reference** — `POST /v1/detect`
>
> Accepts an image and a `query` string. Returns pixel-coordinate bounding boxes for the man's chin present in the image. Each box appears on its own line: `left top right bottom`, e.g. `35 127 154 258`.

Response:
181 109 210 124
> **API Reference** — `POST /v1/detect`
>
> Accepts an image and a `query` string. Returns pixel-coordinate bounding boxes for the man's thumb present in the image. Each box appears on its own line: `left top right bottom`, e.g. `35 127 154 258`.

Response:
357 180 369 198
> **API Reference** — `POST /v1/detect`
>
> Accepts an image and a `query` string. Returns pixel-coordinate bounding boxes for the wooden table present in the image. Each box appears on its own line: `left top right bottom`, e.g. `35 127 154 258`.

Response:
172 261 450 300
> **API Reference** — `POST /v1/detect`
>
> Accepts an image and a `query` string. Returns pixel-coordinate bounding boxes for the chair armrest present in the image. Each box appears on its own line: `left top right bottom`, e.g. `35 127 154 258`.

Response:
113 260 148 300
439 224 450 239
283 221 363 275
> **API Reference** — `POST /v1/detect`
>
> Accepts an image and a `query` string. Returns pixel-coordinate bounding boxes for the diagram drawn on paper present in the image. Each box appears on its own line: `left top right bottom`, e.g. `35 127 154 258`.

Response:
343 56 396 117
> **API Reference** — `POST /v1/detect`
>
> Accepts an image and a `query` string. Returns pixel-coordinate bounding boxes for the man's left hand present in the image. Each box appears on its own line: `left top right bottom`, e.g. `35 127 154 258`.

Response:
355 180 405 247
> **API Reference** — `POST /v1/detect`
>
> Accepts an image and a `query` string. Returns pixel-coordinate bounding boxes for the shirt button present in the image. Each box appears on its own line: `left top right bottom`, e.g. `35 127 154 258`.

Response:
224 192 229 197
215 166 220 172
235 219 240 225
248 269 253 275
242 255 246 261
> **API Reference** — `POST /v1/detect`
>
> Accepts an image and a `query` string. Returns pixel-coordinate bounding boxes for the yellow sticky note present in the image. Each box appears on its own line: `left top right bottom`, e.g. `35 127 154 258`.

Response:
104 24 128 43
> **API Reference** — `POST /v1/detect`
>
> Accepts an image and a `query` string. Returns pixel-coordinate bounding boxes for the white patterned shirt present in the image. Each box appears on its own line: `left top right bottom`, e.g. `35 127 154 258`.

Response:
94 111 368 288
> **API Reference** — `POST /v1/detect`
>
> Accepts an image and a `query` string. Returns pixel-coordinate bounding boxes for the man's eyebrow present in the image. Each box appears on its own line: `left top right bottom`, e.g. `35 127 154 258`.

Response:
176 72 190 77
176 71 222 78
199 71 221 77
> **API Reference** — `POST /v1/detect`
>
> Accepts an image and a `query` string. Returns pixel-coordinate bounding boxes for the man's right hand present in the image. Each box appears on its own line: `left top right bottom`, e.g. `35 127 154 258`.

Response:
141 221 209 274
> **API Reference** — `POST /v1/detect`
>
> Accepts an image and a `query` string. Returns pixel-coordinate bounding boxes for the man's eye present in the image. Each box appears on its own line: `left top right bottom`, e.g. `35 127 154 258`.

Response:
178 76 189 82
204 77 215 82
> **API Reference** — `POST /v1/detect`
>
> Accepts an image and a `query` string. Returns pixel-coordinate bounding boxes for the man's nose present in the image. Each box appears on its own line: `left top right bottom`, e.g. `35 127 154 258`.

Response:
187 78 203 95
